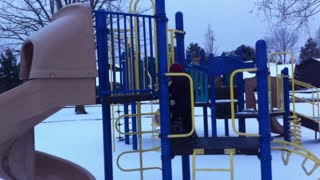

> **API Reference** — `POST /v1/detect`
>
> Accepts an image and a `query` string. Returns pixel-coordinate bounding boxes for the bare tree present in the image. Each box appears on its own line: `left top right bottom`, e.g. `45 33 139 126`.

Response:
203 24 217 55
0 0 129 50
255 0 320 30
265 26 298 64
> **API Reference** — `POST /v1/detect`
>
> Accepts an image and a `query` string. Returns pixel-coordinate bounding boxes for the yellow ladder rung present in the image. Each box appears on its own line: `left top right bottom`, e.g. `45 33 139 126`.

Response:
196 168 231 172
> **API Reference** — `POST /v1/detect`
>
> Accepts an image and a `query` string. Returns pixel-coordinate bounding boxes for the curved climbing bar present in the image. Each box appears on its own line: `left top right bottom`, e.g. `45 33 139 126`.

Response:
116 147 161 172
229 68 259 137
115 112 160 135
272 140 320 177
166 73 195 138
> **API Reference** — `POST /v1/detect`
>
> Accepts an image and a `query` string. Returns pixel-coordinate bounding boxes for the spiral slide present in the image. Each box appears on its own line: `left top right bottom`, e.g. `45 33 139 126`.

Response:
0 3 97 179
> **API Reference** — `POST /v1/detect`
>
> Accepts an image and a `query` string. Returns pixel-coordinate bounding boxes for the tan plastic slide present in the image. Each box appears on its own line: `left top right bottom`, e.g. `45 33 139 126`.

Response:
0 3 98 180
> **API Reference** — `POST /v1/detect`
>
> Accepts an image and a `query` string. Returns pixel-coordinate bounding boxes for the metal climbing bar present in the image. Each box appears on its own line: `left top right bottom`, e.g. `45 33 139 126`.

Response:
272 140 320 177
115 112 161 180
114 112 159 135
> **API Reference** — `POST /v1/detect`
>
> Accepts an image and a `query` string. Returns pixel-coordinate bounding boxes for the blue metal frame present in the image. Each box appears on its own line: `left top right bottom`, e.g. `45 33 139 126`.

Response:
175 12 185 66
282 68 291 142
256 40 272 180
95 10 114 180
96 1 274 179
155 0 173 179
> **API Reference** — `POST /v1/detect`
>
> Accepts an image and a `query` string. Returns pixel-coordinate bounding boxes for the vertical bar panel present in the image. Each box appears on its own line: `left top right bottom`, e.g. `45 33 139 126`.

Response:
256 40 272 180
116 14 123 91
130 15 137 91
123 15 129 92
136 17 143 90
109 14 116 91
143 17 149 90
148 17 156 94
95 10 113 180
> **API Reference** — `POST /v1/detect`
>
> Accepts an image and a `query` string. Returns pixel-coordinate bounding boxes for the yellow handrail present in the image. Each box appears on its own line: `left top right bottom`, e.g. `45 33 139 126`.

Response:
230 68 259 137
290 79 320 128
166 73 196 138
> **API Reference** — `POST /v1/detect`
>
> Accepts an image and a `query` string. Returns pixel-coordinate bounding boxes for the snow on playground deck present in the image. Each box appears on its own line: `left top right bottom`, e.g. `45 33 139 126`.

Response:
35 104 320 180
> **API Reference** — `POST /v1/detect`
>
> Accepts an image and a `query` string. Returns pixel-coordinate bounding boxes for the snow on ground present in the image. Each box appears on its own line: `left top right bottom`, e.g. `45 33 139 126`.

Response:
35 104 320 180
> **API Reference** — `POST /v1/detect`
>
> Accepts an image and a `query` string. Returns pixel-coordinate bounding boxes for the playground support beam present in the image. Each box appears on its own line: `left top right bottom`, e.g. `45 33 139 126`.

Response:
95 10 114 180
282 68 291 142
256 40 272 180
175 12 185 66
155 0 173 180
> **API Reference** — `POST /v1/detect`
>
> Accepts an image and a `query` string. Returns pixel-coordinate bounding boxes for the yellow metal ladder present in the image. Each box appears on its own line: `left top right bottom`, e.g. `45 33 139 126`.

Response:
192 148 236 180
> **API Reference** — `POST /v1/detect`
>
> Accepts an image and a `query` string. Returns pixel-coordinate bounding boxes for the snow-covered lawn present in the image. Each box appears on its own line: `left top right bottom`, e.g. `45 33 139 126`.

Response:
35 105 320 180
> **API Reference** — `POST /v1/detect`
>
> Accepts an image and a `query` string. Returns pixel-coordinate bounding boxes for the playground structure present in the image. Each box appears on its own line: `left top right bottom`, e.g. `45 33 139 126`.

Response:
96 0 320 180
0 3 96 179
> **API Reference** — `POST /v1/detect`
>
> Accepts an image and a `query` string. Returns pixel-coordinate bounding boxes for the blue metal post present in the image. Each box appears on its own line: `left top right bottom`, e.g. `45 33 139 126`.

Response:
282 68 291 142
155 0 172 179
124 104 130 144
203 106 209 137
182 156 190 180
256 40 272 180
131 102 138 150
209 77 217 137
237 73 246 133
95 10 113 180
175 12 185 66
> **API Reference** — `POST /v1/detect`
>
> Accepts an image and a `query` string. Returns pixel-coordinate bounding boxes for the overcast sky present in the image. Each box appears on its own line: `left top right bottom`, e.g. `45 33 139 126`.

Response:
164 0 320 55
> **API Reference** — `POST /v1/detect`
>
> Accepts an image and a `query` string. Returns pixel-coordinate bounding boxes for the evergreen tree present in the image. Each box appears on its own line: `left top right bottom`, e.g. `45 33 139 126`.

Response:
0 49 21 94
186 43 201 58
186 43 201 64
234 44 256 62
299 38 320 63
